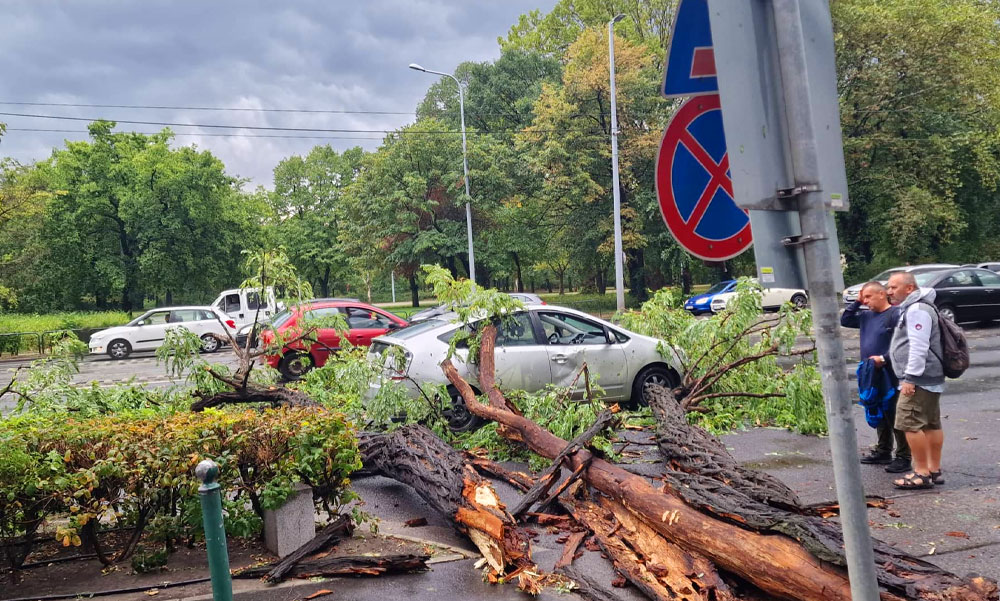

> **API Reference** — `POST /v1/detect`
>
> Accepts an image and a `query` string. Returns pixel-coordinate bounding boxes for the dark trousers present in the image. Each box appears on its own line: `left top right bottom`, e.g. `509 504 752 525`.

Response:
876 391 911 459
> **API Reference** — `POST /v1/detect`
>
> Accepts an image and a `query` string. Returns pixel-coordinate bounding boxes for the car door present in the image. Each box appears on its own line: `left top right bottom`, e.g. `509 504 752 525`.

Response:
491 312 552 393
246 289 274 321
216 293 244 325
538 310 628 400
973 270 1000 320
132 310 171 350
934 270 984 322
301 307 343 366
343 307 396 347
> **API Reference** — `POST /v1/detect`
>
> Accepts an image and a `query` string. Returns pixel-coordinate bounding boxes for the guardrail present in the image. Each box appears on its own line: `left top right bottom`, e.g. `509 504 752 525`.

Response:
0 328 101 358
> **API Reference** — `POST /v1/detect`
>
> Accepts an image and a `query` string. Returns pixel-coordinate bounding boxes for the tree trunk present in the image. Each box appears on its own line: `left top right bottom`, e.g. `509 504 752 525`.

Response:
357 425 538 589
165 290 173 305
409 274 419 307
627 248 647 303
546 278 552 294
320 266 331 297
511 252 524 293
681 263 692 295
439 325 997 601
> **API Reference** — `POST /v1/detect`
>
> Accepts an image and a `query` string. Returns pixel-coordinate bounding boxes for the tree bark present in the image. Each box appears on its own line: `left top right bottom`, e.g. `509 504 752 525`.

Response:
357 425 537 587
235 553 430 580
409 274 419 307
190 387 320 412
439 325 997 601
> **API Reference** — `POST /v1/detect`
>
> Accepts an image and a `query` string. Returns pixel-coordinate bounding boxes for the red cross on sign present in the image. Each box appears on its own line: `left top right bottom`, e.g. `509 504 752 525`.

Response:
655 94 752 261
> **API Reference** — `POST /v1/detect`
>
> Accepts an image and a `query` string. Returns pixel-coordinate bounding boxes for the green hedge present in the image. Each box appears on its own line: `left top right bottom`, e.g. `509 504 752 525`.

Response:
0 407 360 568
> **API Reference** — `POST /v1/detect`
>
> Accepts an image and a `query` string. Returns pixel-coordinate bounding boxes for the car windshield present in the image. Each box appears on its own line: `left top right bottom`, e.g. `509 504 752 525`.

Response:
269 309 294 328
704 281 731 295
871 269 900 281
386 319 448 339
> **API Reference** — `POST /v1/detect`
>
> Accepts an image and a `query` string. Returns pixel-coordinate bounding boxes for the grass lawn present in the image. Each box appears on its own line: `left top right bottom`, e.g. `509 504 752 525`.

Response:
0 311 131 334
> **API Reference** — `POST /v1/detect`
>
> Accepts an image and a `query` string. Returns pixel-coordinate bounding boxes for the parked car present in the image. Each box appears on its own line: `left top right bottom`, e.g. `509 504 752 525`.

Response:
234 298 360 348
912 267 1000 323
211 286 284 329
367 304 685 432
260 300 409 379
88 306 236 360
683 280 736 314
962 262 1000 273
409 292 546 323
709 280 808 313
842 264 958 305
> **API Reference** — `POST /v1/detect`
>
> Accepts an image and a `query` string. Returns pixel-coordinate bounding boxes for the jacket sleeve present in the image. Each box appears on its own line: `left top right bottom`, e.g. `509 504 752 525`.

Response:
840 300 863 328
903 306 933 381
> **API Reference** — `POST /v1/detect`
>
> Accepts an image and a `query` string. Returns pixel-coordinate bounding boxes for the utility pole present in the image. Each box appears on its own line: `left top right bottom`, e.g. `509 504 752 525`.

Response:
771 1 879 598
391 271 396 303
608 14 627 313
409 63 477 284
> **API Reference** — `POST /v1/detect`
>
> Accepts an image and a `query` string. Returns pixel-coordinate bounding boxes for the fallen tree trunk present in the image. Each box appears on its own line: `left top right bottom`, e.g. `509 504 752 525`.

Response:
260 515 353 583
649 385 997 594
441 324 997 601
234 553 430 580
190 386 319 411
562 489 734 601
357 425 538 590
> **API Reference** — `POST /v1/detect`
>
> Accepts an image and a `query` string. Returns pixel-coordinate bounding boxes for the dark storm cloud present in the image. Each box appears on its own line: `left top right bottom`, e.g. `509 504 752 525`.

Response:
0 0 556 186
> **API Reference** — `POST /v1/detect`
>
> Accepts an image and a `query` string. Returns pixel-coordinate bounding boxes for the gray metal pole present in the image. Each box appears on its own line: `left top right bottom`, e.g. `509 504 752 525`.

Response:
608 16 626 313
454 77 477 285
408 64 476 285
391 270 396 303
771 1 879 599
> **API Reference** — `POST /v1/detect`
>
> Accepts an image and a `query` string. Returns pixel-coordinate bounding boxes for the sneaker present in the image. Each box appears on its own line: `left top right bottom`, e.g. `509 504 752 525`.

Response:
884 457 912 473
860 449 892 464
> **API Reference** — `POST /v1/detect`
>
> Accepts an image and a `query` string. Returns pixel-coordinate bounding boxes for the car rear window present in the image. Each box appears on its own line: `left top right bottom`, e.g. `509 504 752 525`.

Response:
387 319 448 339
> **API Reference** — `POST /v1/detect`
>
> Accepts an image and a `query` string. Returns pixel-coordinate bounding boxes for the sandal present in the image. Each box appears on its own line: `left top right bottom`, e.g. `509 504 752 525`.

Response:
930 471 945 485
894 472 934 490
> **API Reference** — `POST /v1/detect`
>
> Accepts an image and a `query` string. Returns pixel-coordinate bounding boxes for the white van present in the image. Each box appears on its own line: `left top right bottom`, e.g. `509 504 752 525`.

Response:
211 287 283 328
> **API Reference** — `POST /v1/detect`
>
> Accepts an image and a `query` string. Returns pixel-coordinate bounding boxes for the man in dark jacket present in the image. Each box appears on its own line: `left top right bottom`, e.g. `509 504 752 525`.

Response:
841 281 910 472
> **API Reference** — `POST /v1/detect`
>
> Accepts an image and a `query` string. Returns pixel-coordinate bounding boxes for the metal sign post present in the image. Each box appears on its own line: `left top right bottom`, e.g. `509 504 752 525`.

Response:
707 1 880 598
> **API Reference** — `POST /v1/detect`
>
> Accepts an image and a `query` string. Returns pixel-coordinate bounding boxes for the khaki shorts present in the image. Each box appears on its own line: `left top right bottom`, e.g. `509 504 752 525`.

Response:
894 387 942 431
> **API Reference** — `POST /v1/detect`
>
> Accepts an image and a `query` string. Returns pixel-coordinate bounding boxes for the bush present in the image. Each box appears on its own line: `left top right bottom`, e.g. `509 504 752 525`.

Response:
619 281 826 435
0 407 360 568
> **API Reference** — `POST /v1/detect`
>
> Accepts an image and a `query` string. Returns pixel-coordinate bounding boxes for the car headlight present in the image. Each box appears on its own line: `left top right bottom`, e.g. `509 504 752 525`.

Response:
696 298 708 304
237 323 254 336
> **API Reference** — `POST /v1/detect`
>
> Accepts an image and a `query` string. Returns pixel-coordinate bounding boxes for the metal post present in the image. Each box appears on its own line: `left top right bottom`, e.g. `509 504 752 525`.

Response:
197 460 233 601
391 271 396 303
771 1 879 599
608 14 627 313
456 83 476 285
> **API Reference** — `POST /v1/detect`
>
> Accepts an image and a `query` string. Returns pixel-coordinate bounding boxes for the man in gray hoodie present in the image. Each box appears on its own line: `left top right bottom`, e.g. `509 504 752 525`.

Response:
886 271 946 489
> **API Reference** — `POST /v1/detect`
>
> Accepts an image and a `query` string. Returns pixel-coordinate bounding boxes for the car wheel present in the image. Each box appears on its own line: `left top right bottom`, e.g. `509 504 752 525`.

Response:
279 352 314 380
938 304 956 322
107 339 131 360
629 365 680 408
791 294 808 310
200 334 220 353
443 386 486 433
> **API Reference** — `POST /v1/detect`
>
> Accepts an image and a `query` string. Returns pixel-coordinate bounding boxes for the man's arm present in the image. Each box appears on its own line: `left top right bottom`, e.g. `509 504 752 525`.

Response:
903 306 933 381
840 300 863 328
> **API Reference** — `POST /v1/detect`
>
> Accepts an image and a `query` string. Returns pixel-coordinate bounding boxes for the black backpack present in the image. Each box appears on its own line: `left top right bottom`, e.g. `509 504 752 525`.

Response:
908 300 970 379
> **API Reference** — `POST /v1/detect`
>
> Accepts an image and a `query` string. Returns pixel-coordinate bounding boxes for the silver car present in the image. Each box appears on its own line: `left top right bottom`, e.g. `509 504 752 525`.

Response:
367 304 684 431
842 264 958 305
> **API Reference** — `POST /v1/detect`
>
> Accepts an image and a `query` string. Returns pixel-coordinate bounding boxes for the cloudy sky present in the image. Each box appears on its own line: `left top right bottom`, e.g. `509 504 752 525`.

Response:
0 0 557 187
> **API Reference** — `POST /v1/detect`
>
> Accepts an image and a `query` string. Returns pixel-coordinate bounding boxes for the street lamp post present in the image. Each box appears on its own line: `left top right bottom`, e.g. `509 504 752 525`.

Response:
608 14 626 313
409 63 476 284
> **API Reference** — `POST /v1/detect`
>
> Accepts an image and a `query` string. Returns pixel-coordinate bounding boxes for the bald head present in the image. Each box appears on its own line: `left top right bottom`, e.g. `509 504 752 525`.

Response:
860 281 890 311
887 271 918 304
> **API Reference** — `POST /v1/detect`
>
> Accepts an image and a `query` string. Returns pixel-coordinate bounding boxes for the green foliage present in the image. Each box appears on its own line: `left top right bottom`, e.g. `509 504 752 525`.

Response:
0 407 360 565
619 281 826 434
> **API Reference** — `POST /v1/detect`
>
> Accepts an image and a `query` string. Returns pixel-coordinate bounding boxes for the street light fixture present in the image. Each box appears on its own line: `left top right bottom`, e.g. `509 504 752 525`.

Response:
409 62 477 284
608 14 626 313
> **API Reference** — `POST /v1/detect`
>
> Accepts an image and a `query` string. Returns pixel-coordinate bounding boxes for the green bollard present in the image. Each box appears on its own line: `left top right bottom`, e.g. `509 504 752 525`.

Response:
196 459 233 601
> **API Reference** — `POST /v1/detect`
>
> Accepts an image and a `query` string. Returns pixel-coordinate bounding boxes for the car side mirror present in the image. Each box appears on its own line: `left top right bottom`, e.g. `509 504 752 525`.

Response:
387 322 400 330
137 320 146 326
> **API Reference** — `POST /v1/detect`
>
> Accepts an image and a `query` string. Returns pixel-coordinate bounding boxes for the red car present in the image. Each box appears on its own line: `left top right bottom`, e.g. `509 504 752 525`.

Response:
260 300 409 379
